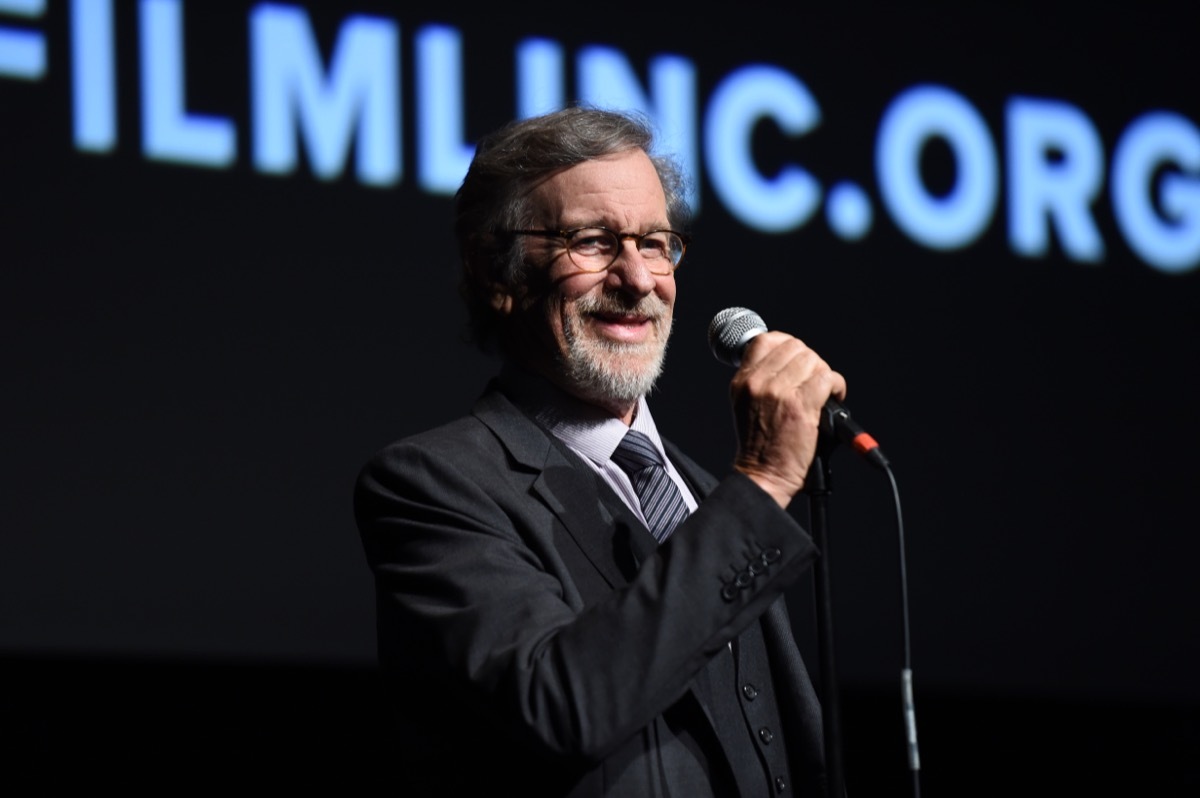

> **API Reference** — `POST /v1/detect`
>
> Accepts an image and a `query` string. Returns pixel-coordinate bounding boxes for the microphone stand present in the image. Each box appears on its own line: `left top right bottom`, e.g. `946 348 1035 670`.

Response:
806 442 845 798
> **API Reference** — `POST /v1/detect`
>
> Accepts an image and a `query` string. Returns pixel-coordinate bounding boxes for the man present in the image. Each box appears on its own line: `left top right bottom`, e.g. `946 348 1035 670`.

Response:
354 106 847 796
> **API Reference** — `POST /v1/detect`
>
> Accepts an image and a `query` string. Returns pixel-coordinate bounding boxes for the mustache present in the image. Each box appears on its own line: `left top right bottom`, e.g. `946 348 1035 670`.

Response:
574 292 669 320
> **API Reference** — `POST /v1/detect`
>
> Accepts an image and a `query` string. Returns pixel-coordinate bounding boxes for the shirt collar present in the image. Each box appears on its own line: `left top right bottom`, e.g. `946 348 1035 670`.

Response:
497 363 668 467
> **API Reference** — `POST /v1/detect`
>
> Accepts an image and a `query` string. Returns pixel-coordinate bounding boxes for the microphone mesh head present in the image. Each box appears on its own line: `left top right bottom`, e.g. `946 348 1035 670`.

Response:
708 307 767 366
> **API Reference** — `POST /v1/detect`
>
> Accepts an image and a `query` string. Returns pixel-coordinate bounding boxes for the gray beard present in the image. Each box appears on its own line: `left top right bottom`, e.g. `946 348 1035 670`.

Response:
560 309 672 407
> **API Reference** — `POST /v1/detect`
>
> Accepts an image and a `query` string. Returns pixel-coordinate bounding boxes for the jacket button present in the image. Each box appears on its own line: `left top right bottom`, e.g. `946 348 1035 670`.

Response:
720 583 739 601
758 727 774 744
742 683 759 700
734 570 754 588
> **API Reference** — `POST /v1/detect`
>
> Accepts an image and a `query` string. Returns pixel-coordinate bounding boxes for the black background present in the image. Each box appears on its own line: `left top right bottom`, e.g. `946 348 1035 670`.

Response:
3 1 1197 793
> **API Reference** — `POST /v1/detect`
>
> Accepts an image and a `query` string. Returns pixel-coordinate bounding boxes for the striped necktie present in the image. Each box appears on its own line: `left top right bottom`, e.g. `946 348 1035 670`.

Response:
611 429 690 542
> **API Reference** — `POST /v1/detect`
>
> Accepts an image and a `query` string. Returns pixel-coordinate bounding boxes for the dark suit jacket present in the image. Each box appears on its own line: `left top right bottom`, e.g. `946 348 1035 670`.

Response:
354 381 828 796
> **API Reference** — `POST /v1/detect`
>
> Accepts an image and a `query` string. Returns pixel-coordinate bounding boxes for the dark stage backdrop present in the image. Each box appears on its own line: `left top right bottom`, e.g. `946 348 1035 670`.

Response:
3 1 1198 793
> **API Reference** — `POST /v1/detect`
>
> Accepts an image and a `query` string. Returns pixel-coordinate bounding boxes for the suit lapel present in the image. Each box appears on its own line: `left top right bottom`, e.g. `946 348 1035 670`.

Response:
471 384 640 589
470 385 727 592
663 437 721 501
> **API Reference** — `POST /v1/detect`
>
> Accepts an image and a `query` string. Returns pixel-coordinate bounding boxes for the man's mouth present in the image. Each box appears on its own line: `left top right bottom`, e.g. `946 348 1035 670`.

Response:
588 310 655 342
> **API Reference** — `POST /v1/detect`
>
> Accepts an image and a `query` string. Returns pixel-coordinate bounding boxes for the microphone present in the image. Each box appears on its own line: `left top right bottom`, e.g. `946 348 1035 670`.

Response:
708 307 890 470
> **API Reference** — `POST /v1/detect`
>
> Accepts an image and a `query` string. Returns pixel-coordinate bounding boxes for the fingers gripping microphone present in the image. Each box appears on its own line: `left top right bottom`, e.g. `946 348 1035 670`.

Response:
708 307 890 470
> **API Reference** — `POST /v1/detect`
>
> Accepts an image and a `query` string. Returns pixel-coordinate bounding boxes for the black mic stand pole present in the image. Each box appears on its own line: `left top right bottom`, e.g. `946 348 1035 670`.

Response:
806 441 846 798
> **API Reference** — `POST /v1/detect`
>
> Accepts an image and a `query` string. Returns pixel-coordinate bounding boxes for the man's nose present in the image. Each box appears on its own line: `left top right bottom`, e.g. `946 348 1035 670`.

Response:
604 241 661 294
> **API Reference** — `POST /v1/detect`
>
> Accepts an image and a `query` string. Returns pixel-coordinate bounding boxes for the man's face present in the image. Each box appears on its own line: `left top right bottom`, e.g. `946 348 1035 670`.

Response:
505 149 677 418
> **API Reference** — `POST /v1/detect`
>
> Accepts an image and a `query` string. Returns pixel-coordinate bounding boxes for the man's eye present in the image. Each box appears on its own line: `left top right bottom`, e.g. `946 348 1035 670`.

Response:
571 231 614 253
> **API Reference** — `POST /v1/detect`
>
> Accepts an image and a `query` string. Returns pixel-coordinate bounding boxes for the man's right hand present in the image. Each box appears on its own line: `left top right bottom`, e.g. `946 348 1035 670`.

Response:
729 331 847 508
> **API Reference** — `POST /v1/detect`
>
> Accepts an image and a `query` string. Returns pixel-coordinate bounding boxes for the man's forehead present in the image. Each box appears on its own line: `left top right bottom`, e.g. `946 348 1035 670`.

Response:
529 150 668 224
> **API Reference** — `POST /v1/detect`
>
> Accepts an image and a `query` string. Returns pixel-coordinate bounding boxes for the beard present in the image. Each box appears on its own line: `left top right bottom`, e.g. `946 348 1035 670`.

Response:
558 291 673 407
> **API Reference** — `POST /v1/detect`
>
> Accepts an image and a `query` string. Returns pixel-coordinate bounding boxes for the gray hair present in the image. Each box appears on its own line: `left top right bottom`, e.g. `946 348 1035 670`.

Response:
454 105 691 351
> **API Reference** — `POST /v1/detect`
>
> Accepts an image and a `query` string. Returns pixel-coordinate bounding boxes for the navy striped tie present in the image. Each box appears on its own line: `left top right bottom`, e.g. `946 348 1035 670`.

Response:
611 430 690 542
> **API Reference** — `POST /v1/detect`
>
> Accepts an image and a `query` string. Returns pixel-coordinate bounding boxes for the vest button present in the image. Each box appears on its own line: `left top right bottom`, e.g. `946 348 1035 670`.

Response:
742 683 759 700
758 726 774 744
775 775 787 792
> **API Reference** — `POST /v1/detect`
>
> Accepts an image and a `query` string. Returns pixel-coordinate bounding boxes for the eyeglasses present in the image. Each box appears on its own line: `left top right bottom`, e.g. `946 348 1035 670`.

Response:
507 227 689 275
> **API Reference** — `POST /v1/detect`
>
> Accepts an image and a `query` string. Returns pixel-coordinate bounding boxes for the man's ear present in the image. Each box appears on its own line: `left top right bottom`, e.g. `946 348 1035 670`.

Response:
463 232 515 315
490 285 514 315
